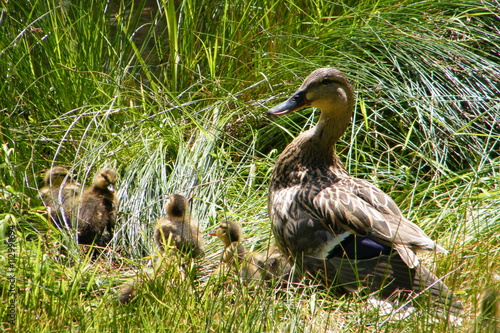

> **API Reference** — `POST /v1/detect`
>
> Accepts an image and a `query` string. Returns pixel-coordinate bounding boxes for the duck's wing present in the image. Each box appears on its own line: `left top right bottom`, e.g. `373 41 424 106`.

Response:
299 177 446 268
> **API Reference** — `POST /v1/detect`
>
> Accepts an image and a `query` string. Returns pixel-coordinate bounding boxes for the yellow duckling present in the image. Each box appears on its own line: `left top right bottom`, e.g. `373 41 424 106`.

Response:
210 221 267 284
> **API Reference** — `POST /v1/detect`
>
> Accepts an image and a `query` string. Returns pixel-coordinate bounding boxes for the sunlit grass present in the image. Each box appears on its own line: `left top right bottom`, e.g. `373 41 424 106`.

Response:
1 0 499 331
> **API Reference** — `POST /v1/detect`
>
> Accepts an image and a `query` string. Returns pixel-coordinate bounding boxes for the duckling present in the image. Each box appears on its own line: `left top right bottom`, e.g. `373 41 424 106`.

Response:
77 168 118 246
210 221 267 284
118 280 139 304
118 267 156 304
153 194 204 259
39 166 80 229
474 288 500 333
264 242 291 282
267 68 462 314
470 275 499 333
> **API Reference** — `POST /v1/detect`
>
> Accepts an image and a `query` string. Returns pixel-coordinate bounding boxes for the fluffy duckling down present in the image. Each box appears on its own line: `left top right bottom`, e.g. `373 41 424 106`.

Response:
210 221 271 285
39 166 81 230
153 194 204 259
77 168 118 246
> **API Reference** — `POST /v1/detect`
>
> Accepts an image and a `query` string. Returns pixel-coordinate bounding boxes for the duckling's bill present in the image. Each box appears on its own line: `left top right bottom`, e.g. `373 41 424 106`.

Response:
267 90 310 116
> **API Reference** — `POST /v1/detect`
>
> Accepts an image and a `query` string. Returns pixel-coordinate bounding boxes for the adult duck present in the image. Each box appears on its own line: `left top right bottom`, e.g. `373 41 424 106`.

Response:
267 68 462 313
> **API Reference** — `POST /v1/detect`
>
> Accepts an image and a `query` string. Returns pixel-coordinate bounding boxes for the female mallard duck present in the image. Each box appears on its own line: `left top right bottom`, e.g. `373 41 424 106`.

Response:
210 221 267 284
267 68 462 313
39 166 80 229
77 168 118 246
153 194 204 259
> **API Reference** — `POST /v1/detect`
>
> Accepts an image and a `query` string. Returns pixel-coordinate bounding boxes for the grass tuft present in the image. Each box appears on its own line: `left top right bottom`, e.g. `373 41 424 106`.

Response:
1 0 499 331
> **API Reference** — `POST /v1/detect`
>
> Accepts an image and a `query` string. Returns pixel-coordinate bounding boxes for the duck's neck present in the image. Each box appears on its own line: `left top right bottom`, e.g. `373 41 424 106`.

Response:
303 110 351 165
315 112 348 146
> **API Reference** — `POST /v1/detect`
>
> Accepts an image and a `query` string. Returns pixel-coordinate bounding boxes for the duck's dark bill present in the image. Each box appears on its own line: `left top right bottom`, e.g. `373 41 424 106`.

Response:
267 90 308 116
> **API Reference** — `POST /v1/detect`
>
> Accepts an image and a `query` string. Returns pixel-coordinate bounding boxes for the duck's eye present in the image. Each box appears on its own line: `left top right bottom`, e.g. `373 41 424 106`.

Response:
321 77 331 85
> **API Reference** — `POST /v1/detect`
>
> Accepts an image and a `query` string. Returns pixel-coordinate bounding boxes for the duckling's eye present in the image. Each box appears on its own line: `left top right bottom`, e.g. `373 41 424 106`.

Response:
321 77 331 85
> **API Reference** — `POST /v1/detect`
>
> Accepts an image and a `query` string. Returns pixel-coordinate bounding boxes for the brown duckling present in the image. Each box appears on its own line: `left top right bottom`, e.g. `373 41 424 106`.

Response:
210 221 267 284
267 68 462 315
264 242 291 281
153 194 204 259
469 275 499 333
77 168 118 246
118 280 139 304
118 267 156 304
39 166 80 229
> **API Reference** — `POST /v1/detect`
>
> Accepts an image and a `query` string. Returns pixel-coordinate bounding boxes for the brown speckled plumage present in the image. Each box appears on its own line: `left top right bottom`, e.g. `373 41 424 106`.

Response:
267 68 462 314
153 194 204 258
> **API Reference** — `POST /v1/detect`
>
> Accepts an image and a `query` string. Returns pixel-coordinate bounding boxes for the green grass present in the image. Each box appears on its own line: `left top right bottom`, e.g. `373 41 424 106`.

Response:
1 0 499 331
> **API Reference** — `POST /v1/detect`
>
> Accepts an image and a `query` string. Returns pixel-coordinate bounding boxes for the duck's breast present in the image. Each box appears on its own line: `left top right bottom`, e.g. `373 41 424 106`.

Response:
270 185 348 260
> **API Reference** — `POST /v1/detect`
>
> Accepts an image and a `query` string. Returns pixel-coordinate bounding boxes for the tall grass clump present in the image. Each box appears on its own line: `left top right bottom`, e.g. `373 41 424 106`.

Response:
1 0 499 331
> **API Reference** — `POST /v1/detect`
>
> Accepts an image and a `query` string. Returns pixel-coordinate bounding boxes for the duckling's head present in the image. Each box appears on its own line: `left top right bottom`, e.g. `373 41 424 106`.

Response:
44 166 71 186
165 194 188 219
93 168 117 192
211 221 242 247
268 68 354 119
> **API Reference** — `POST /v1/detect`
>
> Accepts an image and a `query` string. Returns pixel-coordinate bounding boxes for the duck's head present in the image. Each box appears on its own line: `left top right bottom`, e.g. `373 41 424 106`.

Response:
165 194 188 219
268 68 354 119
93 168 117 192
210 221 242 247
44 166 71 186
